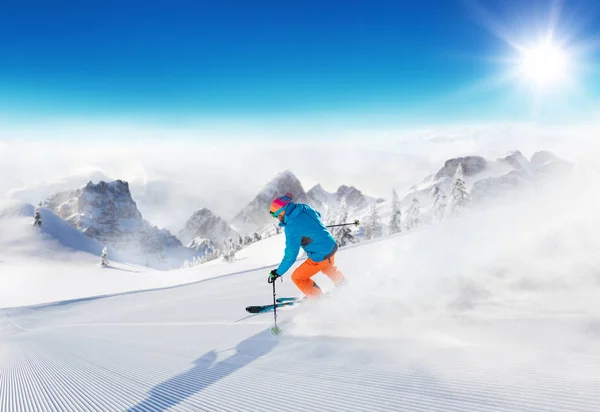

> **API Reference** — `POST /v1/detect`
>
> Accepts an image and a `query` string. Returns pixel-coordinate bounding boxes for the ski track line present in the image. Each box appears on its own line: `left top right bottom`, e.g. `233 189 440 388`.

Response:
5 331 597 412
4 322 600 412
29 341 153 412
40 335 397 412
38 336 258 412
3 291 600 410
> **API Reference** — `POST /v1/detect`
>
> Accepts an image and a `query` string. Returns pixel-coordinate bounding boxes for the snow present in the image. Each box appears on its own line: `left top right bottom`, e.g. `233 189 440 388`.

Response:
1 172 600 411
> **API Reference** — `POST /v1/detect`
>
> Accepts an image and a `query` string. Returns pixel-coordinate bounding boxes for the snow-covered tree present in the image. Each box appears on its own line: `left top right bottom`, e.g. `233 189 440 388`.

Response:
332 198 357 246
244 235 253 246
364 204 380 240
202 250 221 263
388 189 402 234
405 197 422 230
450 163 470 216
431 184 448 222
222 237 240 263
337 224 357 247
331 198 346 239
252 232 261 242
33 202 42 227
101 246 109 267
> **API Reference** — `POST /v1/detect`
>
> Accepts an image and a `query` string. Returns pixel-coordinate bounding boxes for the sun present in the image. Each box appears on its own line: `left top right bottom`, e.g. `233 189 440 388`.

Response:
517 39 571 89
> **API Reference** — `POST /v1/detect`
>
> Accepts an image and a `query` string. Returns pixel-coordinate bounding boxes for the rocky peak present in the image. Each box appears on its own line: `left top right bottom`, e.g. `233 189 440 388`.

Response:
186 237 218 257
232 170 308 231
531 151 558 166
306 184 332 211
498 151 529 170
257 170 308 203
44 180 180 254
335 185 368 211
530 151 573 176
307 183 326 197
84 179 131 197
179 208 237 247
435 156 488 179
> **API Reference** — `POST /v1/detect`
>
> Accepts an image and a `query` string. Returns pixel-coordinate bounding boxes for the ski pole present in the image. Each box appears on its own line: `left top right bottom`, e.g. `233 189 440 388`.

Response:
268 276 282 335
326 220 360 229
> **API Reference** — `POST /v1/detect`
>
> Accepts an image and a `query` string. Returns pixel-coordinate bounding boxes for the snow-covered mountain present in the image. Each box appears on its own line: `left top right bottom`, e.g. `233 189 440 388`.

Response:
306 183 381 215
371 150 574 230
434 155 489 179
0 200 35 219
179 208 238 247
186 237 218 256
531 150 574 176
231 170 310 232
231 170 379 233
43 180 182 254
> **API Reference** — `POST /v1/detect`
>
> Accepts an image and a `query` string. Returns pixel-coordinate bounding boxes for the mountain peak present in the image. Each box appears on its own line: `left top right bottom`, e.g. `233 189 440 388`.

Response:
179 208 237 247
84 180 132 198
277 170 296 179
232 170 308 232
44 179 181 254
435 156 488 179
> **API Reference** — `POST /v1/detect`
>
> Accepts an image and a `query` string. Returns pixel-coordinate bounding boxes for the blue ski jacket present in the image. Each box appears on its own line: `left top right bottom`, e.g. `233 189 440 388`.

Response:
275 202 337 276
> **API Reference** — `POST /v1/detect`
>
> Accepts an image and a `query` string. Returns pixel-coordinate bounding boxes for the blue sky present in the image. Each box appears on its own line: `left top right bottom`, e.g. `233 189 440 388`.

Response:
0 0 598 129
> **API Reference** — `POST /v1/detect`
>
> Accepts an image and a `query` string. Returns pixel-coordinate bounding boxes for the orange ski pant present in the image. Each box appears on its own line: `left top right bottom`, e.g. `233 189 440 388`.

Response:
291 254 344 299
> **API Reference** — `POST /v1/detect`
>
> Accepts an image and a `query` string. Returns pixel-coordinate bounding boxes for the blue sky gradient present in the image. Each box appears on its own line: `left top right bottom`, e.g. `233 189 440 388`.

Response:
0 0 598 127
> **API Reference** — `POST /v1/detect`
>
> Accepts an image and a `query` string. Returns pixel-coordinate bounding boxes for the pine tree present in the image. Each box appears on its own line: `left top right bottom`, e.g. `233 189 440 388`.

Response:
33 202 42 227
222 238 239 263
101 246 109 267
332 198 347 240
388 189 402 234
364 204 380 240
252 232 261 242
405 197 422 230
450 163 470 216
431 184 448 222
332 198 357 246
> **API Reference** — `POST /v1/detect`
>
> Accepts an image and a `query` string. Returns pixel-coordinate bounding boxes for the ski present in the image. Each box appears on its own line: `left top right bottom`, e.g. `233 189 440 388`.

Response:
276 296 305 303
245 301 296 314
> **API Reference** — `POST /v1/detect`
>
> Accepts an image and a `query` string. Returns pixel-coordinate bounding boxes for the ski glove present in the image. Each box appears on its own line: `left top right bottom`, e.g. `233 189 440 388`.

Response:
268 270 282 283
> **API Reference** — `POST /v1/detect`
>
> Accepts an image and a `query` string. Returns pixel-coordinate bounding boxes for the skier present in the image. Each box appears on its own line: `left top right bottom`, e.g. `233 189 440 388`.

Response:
268 193 345 298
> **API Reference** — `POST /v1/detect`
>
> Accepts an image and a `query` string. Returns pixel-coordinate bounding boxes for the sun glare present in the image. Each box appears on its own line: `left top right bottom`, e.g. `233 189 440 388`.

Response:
518 40 570 88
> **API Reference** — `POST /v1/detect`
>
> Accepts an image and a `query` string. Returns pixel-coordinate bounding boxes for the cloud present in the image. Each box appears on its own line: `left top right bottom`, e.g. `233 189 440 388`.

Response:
1 120 599 232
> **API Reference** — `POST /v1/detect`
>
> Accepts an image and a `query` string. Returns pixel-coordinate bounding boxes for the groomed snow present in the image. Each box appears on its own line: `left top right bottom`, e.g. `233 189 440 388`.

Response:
1 173 600 411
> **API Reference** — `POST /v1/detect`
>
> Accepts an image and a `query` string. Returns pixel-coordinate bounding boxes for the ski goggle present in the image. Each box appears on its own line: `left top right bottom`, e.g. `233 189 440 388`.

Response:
270 206 285 218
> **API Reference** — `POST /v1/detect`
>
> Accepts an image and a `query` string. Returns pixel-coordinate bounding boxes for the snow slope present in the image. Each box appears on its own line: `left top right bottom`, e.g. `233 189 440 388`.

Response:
0 213 289 308
1 174 600 411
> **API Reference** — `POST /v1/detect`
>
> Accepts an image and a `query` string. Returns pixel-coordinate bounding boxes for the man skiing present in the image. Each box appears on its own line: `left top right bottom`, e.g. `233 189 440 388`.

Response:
268 192 345 298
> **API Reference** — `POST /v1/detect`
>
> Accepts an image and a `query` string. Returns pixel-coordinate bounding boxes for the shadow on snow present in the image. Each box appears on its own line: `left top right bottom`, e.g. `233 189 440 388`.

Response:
127 327 279 411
